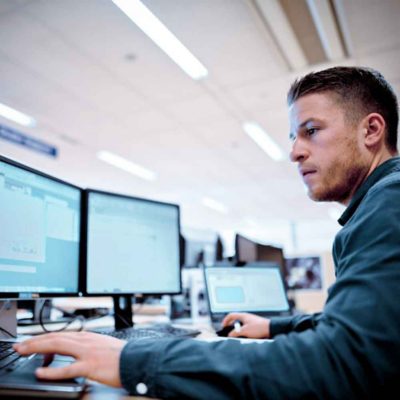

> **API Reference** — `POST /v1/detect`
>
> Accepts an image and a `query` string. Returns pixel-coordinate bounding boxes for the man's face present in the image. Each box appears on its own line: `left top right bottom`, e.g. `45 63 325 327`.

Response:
289 92 369 205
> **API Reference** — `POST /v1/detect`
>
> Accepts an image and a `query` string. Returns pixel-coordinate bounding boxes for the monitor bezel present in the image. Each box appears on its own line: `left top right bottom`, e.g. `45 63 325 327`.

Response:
0 155 84 299
82 188 182 297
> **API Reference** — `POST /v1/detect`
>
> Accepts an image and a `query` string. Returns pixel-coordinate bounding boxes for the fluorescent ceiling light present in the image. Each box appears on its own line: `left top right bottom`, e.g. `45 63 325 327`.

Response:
242 122 285 161
0 102 36 127
202 197 228 214
112 0 208 80
97 150 156 181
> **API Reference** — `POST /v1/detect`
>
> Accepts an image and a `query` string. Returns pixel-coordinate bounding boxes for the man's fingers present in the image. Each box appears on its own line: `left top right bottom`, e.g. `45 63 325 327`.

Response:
222 313 243 327
228 325 247 338
14 336 81 358
36 362 86 380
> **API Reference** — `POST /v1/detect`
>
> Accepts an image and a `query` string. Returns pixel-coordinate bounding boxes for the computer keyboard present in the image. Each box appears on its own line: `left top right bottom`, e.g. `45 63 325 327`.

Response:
93 323 201 341
0 341 28 371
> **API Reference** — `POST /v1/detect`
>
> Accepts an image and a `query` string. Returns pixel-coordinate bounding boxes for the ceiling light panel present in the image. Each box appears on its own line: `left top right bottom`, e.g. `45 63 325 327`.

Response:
97 150 157 181
0 102 36 127
112 0 208 80
242 122 285 161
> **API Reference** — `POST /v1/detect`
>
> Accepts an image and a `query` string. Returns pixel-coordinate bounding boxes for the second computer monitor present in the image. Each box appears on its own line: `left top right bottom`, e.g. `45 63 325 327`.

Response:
85 190 181 295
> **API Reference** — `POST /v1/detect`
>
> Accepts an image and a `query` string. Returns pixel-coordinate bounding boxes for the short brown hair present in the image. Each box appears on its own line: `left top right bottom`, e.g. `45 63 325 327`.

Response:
287 66 399 152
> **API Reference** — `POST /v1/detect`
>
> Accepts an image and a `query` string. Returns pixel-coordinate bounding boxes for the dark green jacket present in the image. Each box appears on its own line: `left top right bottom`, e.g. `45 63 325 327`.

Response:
120 157 400 399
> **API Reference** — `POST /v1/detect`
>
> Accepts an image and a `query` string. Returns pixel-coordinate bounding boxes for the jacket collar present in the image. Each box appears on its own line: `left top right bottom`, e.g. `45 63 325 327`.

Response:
338 156 400 226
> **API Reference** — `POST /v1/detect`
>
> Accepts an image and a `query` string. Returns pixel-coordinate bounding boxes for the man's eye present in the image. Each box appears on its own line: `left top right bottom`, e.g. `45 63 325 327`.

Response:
306 128 317 136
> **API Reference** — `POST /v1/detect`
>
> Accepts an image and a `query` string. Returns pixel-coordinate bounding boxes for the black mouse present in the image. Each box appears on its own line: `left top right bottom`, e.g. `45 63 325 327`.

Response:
216 321 243 337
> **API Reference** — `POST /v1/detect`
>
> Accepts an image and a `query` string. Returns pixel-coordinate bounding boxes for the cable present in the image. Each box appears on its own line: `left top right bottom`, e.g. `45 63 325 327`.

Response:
39 301 85 333
0 326 16 339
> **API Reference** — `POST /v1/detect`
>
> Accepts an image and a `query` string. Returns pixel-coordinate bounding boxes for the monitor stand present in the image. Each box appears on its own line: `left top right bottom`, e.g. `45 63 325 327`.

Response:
0 300 17 339
113 295 134 330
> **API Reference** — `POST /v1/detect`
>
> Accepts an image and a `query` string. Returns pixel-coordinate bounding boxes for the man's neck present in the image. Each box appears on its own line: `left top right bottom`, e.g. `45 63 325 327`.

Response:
340 150 397 207
365 150 397 178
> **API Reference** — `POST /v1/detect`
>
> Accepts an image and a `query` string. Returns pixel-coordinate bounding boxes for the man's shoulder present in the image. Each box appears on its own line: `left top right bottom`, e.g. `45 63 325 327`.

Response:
369 167 400 195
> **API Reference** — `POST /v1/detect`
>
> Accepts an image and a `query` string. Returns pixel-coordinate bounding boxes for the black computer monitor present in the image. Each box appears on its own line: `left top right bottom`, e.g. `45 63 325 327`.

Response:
235 234 287 280
234 234 257 263
0 156 82 338
83 189 181 329
215 235 224 262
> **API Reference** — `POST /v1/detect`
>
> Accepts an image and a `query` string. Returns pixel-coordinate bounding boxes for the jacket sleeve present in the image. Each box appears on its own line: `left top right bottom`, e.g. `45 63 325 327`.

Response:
269 313 322 337
120 180 400 399
119 318 376 400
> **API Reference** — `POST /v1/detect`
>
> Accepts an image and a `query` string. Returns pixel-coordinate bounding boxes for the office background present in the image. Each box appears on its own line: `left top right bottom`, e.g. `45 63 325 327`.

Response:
1 0 399 312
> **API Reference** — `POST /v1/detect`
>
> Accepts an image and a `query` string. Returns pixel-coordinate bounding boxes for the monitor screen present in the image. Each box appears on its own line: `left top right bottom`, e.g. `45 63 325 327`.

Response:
0 156 81 297
205 266 289 314
85 190 181 295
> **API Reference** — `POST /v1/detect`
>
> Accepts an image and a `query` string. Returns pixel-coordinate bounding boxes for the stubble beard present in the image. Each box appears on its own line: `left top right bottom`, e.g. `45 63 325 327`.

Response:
308 148 367 204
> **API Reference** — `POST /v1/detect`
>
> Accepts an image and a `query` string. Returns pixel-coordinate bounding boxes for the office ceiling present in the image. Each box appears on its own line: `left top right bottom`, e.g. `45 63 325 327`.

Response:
1 0 399 253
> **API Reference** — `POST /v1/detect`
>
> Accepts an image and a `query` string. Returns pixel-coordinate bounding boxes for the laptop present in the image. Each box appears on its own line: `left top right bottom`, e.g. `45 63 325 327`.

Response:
204 265 290 330
0 338 86 398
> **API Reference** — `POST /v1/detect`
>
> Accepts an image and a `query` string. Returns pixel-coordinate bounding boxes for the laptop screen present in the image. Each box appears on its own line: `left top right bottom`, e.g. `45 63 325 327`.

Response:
205 266 289 314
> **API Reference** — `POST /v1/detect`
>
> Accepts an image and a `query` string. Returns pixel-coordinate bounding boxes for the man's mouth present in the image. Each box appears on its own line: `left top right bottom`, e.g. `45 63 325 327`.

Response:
300 169 316 177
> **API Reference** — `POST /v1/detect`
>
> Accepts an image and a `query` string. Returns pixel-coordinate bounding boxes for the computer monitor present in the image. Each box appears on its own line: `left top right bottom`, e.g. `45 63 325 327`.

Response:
83 190 181 328
215 235 224 262
234 234 257 263
235 234 287 280
183 236 220 268
0 156 82 337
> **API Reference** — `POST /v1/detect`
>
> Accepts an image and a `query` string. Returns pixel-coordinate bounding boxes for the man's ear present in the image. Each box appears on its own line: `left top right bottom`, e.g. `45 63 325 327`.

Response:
362 113 386 148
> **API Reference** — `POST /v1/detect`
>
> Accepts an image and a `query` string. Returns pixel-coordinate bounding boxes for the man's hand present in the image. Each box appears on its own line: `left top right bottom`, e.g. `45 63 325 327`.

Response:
13 331 126 387
222 313 271 339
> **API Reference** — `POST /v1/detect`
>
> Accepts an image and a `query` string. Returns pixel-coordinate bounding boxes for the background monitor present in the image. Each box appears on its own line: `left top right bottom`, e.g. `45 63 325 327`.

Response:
235 234 287 279
215 235 224 262
234 234 257 263
0 156 82 298
84 190 181 295
182 234 222 268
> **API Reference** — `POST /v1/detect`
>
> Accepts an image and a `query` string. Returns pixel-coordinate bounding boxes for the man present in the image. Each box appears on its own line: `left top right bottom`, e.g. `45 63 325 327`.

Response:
14 66 400 399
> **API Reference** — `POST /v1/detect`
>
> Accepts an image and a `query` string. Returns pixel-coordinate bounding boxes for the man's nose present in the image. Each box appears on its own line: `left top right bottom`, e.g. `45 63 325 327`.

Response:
289 139 308 162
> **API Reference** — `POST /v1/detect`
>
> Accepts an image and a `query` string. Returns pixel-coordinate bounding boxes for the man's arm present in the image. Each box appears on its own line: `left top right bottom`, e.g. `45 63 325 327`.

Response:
221 312 323 338
269 312 322 336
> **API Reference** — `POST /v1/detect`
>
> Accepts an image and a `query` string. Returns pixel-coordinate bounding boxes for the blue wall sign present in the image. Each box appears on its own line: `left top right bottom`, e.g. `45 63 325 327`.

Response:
0 124 58 157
